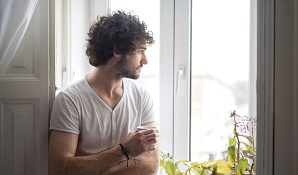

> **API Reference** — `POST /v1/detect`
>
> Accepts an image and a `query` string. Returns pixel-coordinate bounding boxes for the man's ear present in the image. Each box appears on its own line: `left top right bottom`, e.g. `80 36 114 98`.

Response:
113 46 121 58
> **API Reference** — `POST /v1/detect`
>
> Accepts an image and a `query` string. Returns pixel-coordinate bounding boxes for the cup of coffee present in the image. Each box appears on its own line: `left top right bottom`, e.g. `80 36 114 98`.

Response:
137 126 157 130
136 126 158 153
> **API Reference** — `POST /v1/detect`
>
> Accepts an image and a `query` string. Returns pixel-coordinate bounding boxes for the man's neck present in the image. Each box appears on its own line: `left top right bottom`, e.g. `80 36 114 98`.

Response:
86 67 123 98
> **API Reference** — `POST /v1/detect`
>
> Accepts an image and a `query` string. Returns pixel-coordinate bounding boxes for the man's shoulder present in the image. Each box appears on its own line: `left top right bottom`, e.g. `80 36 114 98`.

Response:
58 77 89 98
65 78 85 89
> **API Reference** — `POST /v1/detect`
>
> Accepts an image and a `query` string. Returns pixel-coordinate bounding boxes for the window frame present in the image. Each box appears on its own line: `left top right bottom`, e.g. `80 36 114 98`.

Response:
54 0 275 173
294 0 298 174
256 0 274 174
160 0 271 173
159 0 175 156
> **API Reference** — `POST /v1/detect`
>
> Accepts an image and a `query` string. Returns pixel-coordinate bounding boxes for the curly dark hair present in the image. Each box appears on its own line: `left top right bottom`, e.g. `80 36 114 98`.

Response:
86 10 155 67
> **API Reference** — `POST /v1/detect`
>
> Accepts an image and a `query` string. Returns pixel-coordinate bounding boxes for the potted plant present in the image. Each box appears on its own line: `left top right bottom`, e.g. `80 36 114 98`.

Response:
160 111 257 175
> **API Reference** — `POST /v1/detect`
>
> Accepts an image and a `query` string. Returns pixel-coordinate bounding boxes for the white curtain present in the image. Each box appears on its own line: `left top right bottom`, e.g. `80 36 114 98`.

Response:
0 0 38 76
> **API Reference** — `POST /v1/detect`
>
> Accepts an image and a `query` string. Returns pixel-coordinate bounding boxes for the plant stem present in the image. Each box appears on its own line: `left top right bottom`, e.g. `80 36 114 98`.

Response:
234 116 241 163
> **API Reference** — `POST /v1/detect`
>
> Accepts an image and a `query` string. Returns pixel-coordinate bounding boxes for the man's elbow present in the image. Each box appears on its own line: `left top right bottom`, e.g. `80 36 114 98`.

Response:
147 157 160 175
152 161 160 175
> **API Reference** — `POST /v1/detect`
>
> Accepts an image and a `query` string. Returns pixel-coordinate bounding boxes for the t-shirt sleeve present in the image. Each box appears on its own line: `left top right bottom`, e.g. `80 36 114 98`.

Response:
49 92 80 135
141 88 156 124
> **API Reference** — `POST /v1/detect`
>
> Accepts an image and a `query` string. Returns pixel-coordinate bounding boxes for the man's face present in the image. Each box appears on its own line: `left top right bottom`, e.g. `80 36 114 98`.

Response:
114 43 148 79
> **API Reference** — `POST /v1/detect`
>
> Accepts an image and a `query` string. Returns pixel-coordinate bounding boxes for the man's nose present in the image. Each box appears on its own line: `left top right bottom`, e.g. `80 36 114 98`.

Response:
141 54 148 64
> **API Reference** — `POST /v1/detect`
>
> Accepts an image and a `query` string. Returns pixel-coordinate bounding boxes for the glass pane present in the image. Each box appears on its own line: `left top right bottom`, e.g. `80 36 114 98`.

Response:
110 0 160 117
191 0 251 162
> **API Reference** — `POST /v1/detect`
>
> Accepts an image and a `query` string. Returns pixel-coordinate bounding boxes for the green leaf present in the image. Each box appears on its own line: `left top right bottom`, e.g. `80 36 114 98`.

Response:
242 150 255 160
184 162 204 175
229 138 237 145
160 159 165 168
238 134 254 145
175 159 189 167
189 166 203 175
199 159 235 174
200 170 209 175
211 167 217 175
164 160 176 175
228 145 236 166
175 169 184 175
215 160 235 174
236 158 248 175
201 161 218 169
241 142 255 153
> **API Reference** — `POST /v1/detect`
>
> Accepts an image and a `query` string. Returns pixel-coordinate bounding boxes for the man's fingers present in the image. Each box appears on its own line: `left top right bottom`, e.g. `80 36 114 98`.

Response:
137 129 159 135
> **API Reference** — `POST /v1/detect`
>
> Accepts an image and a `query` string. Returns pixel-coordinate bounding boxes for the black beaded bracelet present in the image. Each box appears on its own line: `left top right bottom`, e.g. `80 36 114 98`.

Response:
118 144 140 167
119 144 130 160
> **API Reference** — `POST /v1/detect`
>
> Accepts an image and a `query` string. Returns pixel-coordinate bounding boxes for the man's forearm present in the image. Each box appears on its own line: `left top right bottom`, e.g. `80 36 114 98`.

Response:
50 145 127 175
102 151 160 175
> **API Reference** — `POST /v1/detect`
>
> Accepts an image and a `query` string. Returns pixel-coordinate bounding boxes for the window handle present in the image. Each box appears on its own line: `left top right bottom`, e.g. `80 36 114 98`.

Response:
176 65 185 96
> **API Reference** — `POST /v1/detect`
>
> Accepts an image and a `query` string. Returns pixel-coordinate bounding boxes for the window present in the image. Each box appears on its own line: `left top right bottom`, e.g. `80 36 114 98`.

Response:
158 0 257 162
190 0 256 162
55 0 93 93
55 0 257 166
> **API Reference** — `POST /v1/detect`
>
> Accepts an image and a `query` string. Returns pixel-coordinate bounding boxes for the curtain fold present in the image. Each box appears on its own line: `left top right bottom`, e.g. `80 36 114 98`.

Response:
0 0 38 76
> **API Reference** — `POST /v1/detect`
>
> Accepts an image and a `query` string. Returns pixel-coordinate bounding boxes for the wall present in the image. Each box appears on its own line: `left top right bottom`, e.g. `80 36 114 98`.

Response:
257 0 298 174
275 0 298 174
275 0 293 174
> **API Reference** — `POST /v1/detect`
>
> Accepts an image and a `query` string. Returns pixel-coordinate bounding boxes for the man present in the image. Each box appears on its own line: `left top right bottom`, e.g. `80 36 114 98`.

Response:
49 10 160 175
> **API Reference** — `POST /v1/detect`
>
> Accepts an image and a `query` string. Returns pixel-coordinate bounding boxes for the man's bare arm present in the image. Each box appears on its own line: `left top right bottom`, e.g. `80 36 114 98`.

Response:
102 141 160 175
49 125 159 175
48 130 128 175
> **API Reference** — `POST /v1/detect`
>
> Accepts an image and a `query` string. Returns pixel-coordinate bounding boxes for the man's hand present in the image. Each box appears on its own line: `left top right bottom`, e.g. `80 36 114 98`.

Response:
122 128 159 158
102 122 160 175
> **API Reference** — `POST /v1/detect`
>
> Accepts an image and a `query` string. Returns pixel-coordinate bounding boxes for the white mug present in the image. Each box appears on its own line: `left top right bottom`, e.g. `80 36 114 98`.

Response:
137 126 157 130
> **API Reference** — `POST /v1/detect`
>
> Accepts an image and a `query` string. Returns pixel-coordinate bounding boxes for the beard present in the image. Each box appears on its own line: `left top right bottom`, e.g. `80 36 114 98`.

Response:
113 56 141 80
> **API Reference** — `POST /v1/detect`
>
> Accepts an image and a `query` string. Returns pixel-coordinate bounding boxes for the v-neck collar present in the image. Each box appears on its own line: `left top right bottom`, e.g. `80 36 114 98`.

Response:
83 76 126 112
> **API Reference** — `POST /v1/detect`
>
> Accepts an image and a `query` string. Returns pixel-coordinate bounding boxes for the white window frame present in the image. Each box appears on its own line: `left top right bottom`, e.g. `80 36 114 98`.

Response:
159 0 175 156
160 0 271 174
55 0 70 91
54 0 276 173
160 0 191 161
55 0 109 91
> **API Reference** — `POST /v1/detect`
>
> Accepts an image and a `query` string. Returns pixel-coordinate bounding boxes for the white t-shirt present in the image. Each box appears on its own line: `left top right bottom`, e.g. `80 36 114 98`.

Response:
50 76 156 156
